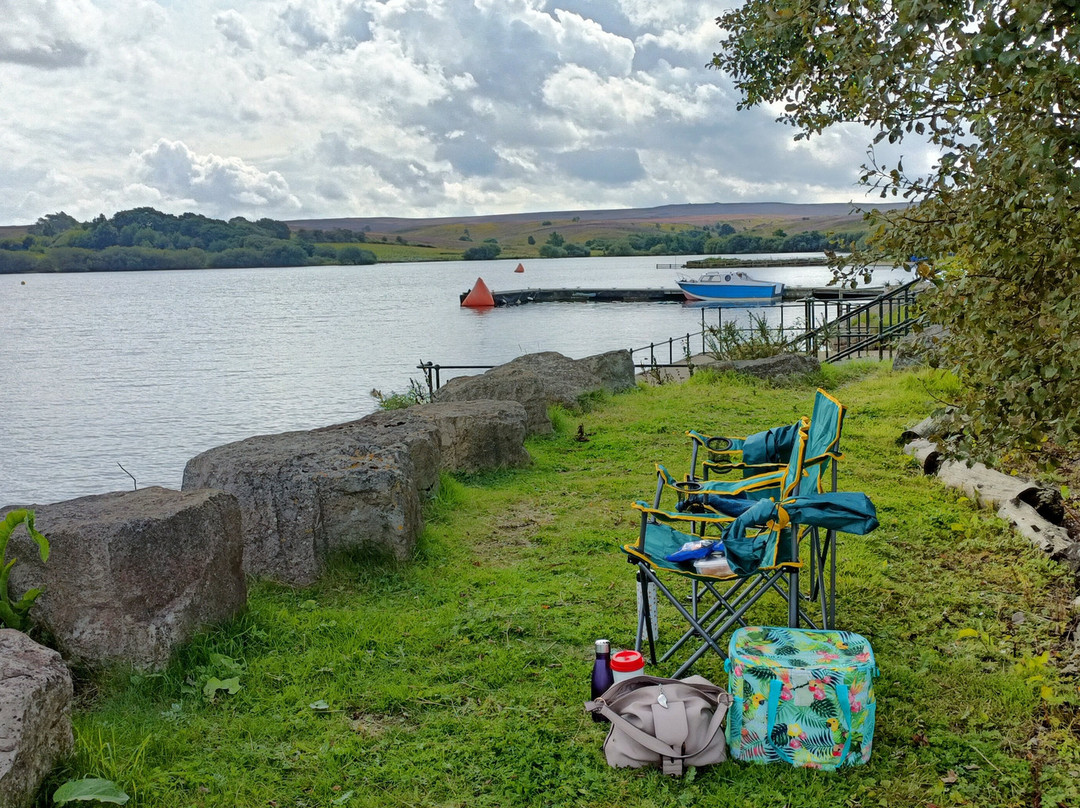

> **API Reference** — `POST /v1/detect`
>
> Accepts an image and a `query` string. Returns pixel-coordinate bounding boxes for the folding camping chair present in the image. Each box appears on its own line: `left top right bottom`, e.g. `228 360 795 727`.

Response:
687 420 802 484
623 418 812 677
685 389 846 627
624 390 849 675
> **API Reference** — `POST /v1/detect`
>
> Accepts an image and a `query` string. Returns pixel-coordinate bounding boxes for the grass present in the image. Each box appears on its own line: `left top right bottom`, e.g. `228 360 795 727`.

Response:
343 242 465 262
40 364 1080 807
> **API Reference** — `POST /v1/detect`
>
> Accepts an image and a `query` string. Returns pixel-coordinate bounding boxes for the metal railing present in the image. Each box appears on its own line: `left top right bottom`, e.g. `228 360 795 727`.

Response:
627 303 806 370
418 281 925 391
780 279 924 363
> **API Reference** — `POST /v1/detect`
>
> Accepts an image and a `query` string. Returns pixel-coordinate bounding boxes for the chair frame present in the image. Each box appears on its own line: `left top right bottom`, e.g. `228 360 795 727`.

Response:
625 419 810 677
626 390 847 676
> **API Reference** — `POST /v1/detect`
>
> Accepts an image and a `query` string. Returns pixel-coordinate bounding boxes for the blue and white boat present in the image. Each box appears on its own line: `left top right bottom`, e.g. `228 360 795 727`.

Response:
676 270 784 301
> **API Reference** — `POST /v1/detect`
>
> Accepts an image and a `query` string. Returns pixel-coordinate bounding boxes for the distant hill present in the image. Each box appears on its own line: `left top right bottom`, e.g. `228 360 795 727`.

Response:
1 201 908 272
286 201 906 234
285 201 906 258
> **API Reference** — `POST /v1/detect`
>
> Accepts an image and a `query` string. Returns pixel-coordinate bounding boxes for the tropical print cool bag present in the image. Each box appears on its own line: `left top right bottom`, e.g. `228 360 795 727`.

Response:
725 626 879 769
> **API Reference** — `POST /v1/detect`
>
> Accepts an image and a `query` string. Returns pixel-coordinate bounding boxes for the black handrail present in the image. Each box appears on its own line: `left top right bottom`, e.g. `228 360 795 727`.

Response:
418 280 925 391
780 279 923 362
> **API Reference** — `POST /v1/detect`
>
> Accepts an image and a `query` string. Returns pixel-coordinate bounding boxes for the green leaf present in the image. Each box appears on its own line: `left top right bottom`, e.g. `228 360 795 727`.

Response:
203 676 242 699
12 588 43 613
310 700 331 711
23 511 49 563
53 778 130 805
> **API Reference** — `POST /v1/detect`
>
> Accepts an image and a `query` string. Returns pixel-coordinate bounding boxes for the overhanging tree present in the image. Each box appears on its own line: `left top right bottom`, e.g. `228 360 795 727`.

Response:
712 0 1080 457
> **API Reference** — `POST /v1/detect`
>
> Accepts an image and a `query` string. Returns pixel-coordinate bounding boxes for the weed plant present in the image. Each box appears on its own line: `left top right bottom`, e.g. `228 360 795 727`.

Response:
706 312 795 361
44 365 1080 807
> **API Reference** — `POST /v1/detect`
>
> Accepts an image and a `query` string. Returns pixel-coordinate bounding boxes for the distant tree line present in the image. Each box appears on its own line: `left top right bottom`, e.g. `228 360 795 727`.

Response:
0 208 377 273
586 224 864 257
538 231 589 258
463 239 502 260
293 227 369 243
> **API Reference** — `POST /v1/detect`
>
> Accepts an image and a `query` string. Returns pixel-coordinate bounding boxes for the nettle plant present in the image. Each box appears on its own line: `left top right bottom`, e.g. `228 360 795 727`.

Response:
0 509 50 631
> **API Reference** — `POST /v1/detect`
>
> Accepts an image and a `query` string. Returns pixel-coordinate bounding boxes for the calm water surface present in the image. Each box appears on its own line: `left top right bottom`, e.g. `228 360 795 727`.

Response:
1 255 907 504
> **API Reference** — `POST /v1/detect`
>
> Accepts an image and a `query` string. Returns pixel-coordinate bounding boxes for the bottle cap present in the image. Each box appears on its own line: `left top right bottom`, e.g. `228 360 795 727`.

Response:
610 649 645 673
595 639 611 654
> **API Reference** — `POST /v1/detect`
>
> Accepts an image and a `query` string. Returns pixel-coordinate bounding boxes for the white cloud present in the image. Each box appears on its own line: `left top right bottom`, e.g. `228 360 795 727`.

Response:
0 0 941 224
542 65 657 128
214 9 257 50
549 8 635 76
0 0 102 68
133 139 301 216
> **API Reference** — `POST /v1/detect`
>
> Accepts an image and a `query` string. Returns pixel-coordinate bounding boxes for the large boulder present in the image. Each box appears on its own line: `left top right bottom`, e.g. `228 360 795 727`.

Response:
182 410 442 586
415 400 530 474
434 366 552 434
893 323 948 370
433 350 635 434
0 630 73 808
500 350 637 404
703 352 821 380
5 488 246 671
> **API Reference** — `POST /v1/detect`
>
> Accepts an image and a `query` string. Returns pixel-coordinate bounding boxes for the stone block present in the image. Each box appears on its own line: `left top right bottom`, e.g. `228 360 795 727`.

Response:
183 411 442 585
5 487 246 670
0 630 73 808
417 400 530 473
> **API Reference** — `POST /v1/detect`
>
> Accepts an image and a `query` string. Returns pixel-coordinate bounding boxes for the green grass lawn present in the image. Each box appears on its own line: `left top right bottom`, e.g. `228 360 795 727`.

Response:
46 364 1080 807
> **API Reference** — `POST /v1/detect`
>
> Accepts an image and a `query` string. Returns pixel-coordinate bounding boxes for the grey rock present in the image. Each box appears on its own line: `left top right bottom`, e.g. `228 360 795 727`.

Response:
892 324 948 370
433 350 636 434
416 400 530 473
182 411 442 586
703 352 821 380
0 630 73 808
501 349 637 404
5 488 246 671
435 365 552 434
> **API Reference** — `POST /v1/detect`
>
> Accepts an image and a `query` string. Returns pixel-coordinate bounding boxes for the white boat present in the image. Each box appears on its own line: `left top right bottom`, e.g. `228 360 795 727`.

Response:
676 270 784 301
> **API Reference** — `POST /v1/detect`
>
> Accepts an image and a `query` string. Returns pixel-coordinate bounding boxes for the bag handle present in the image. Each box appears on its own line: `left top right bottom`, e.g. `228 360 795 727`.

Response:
765 679 854 766
586 695 728 764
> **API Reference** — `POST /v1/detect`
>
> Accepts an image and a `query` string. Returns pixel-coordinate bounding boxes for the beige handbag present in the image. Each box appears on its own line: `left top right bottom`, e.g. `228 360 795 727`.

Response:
585 674 732 776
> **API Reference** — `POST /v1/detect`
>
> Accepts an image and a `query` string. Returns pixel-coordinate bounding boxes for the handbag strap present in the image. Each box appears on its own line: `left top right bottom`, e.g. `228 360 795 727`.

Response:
585 694 728 768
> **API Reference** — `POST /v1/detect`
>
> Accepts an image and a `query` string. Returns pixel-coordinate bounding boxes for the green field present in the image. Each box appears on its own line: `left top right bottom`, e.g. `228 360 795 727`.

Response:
41 364 1079 807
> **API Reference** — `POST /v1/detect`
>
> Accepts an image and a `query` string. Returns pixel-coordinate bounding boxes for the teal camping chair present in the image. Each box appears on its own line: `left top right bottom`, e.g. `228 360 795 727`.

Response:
624 390 850 675
684 389 846 627
623 419 812 677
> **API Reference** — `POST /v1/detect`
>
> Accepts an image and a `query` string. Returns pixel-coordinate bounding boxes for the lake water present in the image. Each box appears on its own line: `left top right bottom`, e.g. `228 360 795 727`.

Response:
1 255 908 504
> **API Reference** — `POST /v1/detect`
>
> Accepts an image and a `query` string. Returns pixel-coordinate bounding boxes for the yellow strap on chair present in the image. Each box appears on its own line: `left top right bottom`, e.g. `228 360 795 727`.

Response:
766 504 791 532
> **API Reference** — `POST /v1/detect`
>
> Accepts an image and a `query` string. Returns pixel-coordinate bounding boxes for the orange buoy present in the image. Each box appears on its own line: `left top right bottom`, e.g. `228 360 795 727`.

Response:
461 276 495 307
514 263 525 273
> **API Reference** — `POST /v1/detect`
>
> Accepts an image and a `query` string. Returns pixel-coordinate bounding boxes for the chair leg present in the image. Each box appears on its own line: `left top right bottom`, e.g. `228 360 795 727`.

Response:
637 568 658 664
659 578 751 664
828 528 837 629
673 568 788 677
788 524 800 628
642 569 730 670
806 527 829 629
808 528 837 630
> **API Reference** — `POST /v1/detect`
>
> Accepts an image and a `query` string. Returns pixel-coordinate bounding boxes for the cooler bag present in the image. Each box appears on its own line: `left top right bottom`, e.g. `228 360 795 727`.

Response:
725 626 879 769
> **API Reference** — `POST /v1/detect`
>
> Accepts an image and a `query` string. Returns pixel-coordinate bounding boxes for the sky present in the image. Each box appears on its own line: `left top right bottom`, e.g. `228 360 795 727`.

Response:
1 0 930 226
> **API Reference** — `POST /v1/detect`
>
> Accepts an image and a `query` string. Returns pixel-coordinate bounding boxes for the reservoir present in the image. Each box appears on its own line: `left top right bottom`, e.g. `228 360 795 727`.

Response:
1 254 907 504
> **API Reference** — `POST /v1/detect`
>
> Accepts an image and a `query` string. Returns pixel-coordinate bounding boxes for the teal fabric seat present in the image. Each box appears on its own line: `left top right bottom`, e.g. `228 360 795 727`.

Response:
624 390 853 676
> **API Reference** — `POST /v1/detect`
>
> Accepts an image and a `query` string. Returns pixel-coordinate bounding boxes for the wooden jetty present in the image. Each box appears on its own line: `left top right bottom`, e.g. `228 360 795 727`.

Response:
461 286 886 306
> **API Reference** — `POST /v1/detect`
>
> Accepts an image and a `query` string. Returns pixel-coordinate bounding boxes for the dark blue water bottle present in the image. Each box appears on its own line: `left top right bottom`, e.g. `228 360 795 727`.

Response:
591 639 614 722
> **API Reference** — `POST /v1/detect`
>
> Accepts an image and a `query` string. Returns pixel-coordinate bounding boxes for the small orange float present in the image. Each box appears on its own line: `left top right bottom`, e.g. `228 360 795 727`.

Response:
514 263 525 273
